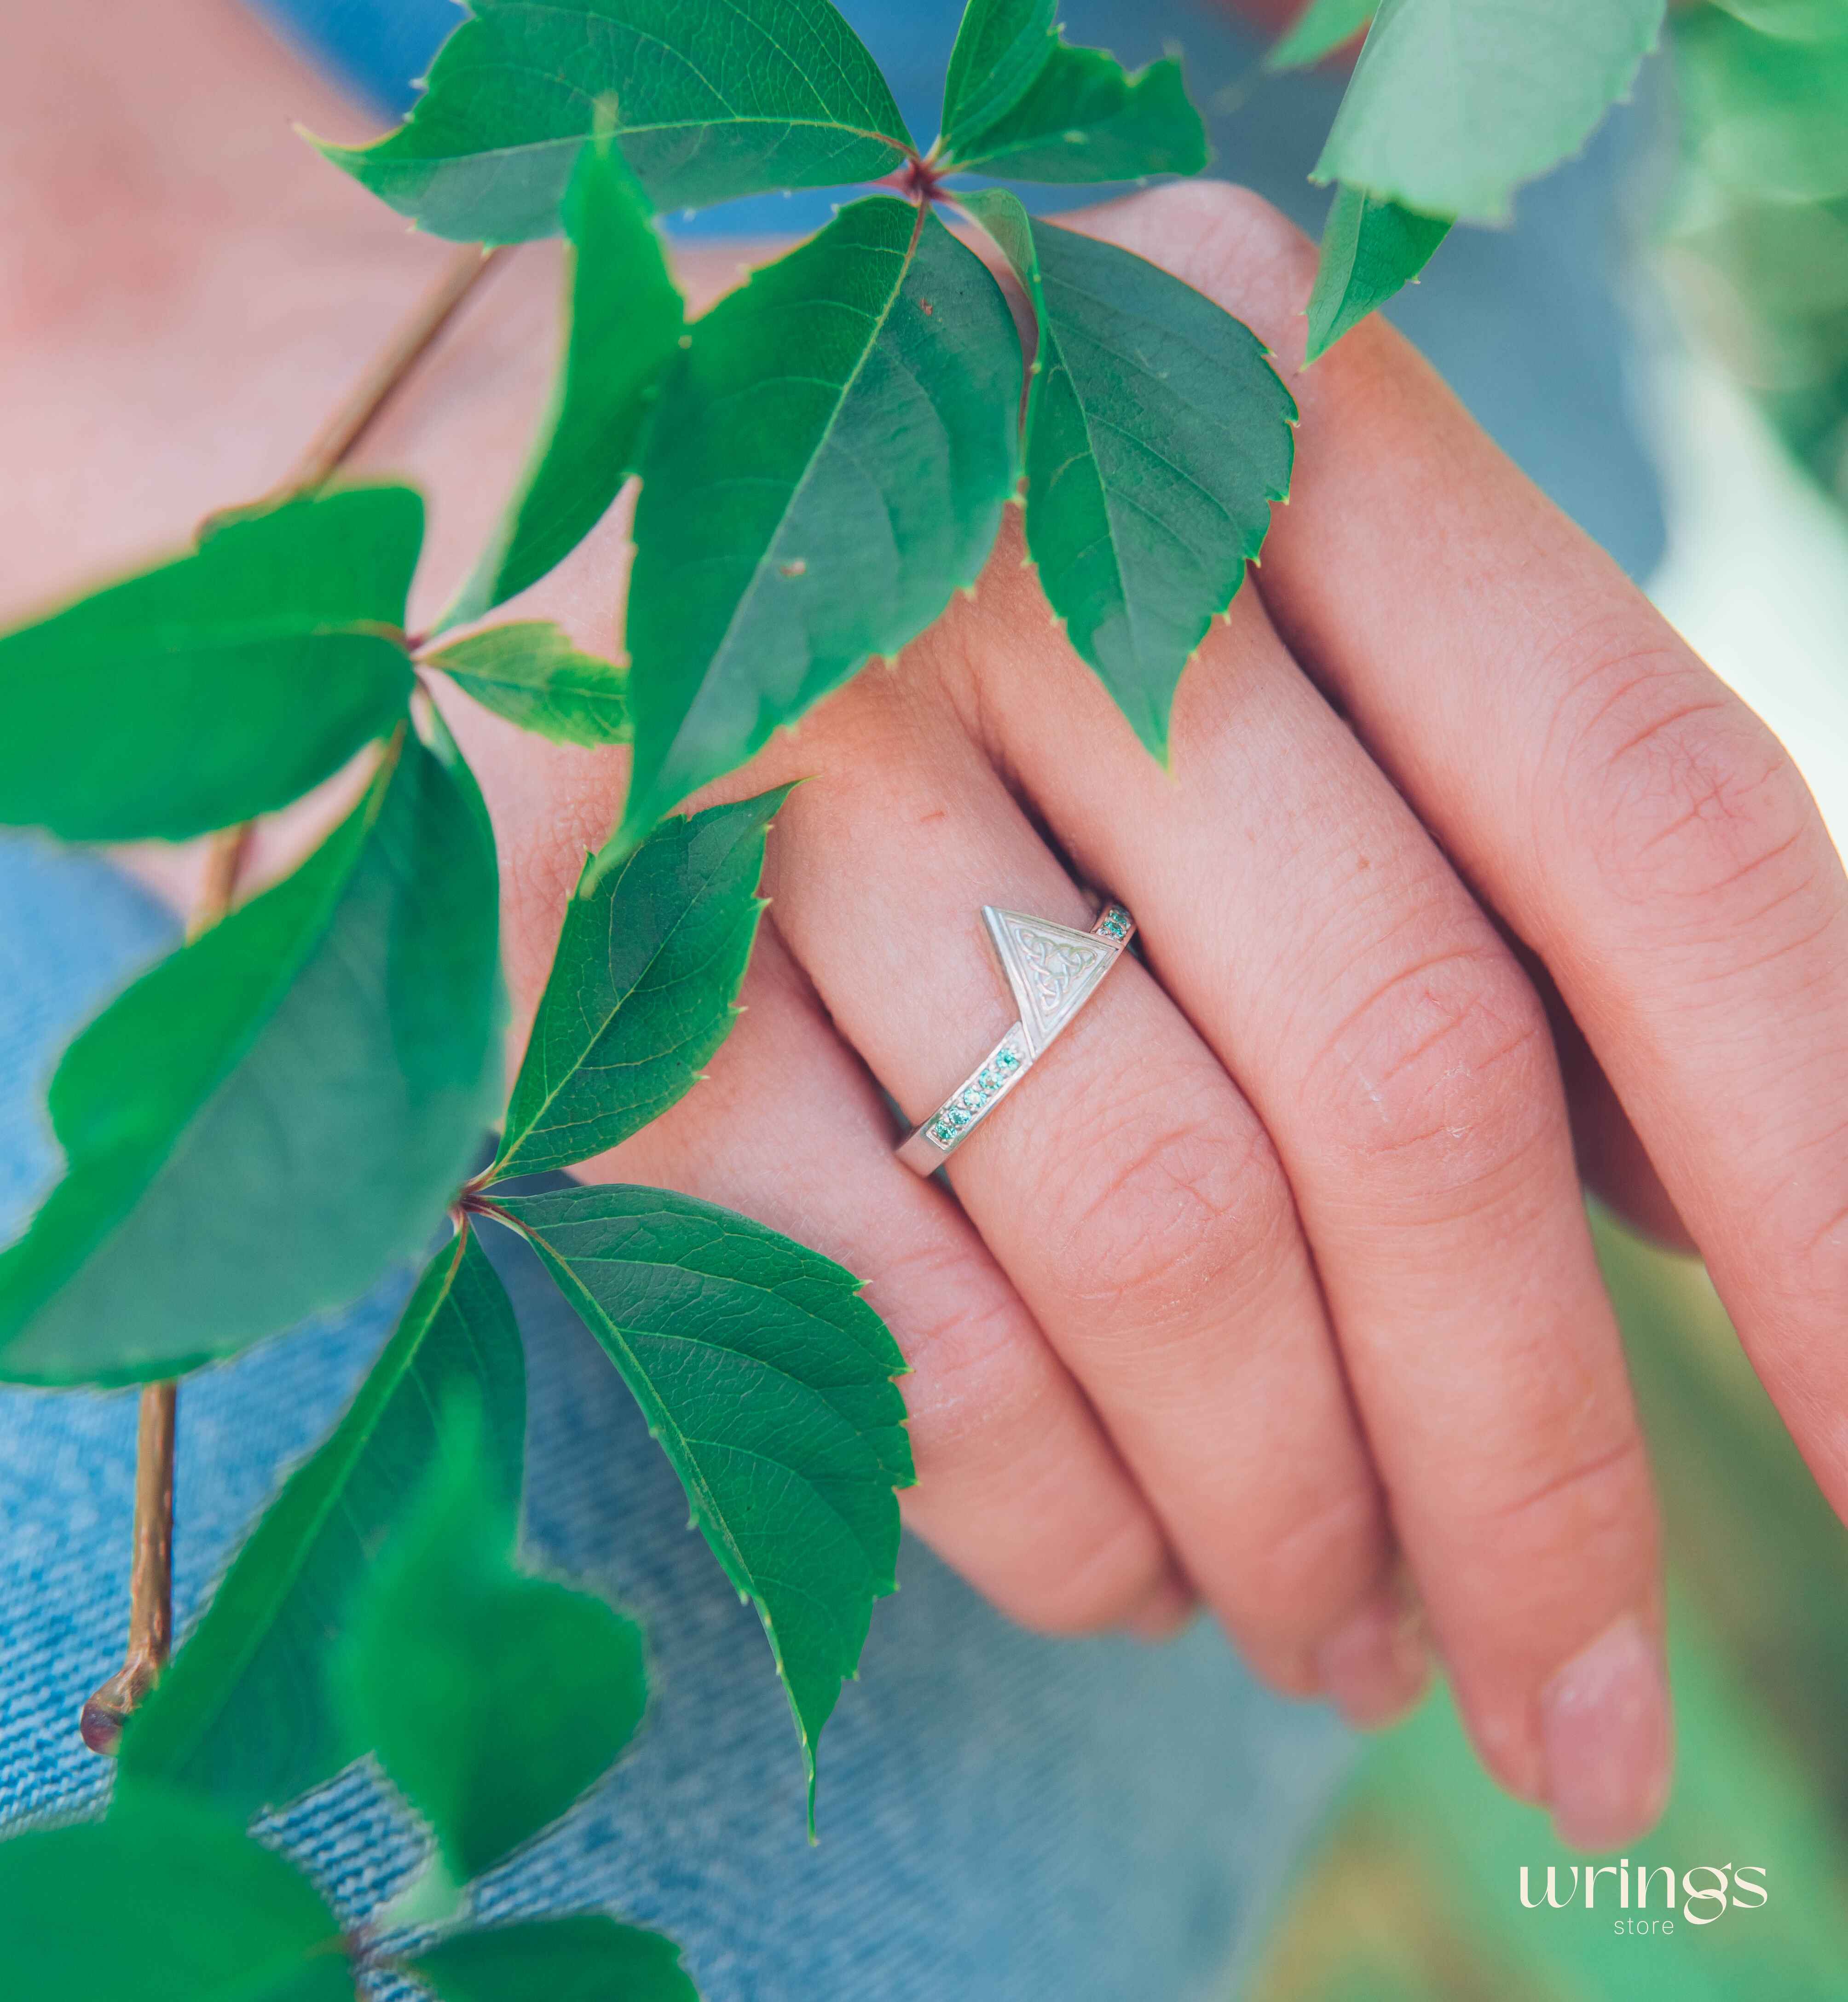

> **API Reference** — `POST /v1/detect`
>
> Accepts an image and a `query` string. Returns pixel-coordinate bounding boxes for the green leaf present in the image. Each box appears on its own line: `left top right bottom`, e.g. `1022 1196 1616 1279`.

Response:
315 0 914 246
427 623 630 746
0 1788 350 2002
490 789 782 1182
335 1390 646 1885
1675 7 1848 203
495 1183 912 1826
966 192 1295 759
440 136 683 628
1304 184 1450 362
941 0 1060 145
0 722 503 1387
619 196 1020 845
118 1230 523 1823
1710 0 1848 40
410 1917 696 2002
1312 0 1665 224
1266 0 1377 69
941 40 1208 183
0 487 419 843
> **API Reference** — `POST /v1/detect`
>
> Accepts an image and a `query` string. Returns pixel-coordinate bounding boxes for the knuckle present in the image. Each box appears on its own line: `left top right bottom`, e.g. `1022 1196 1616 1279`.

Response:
1478 1426 1653 1583
1311 937 1558 1201
1404 1422 1655 1648
1043 1078 1296 1329
1556 635 1825 925
1237 1481 1387 1626
1017 1511 1176 1637
1090 179 1319 318
872 1230 1178 1638
871 1228 1029 1412
1768 1165 1848 1333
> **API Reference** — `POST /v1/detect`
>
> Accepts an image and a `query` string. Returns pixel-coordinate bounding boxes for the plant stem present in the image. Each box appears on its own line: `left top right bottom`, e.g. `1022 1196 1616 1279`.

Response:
195 819 253 922
79 246 505 1757
78 822 250 1757
79 1384 178 1753
282 244 509 494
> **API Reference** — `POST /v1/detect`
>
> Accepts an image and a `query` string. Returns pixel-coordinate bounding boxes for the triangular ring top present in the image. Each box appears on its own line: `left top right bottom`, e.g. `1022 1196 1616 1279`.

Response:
982 907 1117 1059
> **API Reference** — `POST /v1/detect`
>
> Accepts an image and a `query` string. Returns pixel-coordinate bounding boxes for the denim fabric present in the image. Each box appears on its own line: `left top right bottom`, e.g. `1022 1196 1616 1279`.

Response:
0 835 1353 1997
252 0 1668 581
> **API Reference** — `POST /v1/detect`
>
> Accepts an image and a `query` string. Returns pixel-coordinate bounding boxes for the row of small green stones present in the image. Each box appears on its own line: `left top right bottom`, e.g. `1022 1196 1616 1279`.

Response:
924 909 1131 1150
927 1037 1026 1150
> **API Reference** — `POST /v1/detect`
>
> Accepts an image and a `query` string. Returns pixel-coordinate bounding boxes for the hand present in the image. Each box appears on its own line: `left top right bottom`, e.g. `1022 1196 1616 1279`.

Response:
15 0 1848 1860
472 185 1848 1858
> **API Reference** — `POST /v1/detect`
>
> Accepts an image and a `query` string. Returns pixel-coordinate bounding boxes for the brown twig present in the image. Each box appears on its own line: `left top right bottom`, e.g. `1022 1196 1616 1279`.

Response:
194 821 254 924
78 821 250 1756
282 243 509 495
80 245 508 1758
80 1383 179 1753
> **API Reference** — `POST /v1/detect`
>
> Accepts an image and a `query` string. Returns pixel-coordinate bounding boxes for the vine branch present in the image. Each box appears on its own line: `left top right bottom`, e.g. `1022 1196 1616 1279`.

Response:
282 244 508 494
80 241 508 1757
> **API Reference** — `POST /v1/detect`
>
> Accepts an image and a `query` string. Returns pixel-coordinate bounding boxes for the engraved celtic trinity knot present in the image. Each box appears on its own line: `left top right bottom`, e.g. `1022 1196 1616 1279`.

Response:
982 907 1114 1057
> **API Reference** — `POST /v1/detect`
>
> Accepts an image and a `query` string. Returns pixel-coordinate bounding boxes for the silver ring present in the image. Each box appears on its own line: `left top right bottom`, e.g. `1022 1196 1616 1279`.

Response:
896 901 1136 1174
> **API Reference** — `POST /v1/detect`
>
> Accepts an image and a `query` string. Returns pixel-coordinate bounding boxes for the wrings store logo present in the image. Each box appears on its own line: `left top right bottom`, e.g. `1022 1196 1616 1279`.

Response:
1519 1860 1769 1932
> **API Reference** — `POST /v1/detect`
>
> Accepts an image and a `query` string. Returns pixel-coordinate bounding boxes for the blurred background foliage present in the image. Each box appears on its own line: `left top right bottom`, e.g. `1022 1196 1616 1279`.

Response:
1250 8 1848 1990
1661 0 1848 510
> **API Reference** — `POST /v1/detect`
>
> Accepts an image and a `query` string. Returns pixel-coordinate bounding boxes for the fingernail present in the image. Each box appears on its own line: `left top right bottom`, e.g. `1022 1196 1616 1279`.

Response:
1315 1587 1430 1730
1542 1614 1672 1851
1125 1571 1196 1643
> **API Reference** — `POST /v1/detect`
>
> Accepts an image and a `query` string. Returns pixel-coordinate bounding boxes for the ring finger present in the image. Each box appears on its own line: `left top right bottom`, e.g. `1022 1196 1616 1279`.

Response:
730 651 1421 1718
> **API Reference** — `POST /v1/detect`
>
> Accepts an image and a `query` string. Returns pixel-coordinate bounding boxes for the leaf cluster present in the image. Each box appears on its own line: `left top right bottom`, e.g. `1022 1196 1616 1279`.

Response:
3 769 911 1792
2 781 913 1985
313 0 1289 787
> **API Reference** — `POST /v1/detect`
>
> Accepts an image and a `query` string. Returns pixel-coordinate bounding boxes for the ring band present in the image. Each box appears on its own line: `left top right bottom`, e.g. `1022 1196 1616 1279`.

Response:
896 900 1136 1174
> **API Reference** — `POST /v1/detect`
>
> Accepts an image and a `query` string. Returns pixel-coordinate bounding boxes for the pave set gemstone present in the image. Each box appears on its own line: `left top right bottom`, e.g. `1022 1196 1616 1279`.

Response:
926 1035 1025 1150
918 906 1130 1156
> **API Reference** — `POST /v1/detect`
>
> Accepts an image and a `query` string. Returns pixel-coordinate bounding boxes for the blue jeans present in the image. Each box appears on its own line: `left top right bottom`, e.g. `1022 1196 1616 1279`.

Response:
0 837 1351 1997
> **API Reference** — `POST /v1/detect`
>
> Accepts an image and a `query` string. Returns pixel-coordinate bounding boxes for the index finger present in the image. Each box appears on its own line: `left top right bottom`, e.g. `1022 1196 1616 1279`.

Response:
1091 182 1848 1516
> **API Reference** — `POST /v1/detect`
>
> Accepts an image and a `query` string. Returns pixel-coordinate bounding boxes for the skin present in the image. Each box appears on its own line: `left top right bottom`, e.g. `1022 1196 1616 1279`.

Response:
11 0 1848 1854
